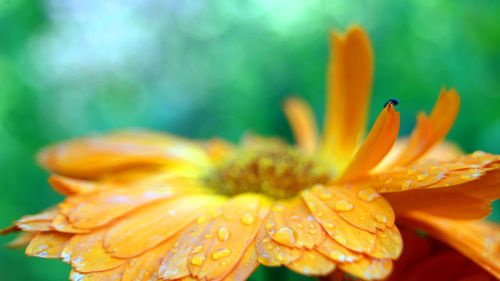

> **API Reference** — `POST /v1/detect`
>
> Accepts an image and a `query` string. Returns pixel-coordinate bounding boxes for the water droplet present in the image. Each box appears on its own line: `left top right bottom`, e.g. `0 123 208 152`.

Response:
336 236 347 245
401 180 412 190
196 216 206 224
407 167 418 175
416 172 429 181
276 252 289 262
204 234 214 239
220 261 227 266
210 209 222 218
329 250 346 262
460 173 473 180
274 227 295 246
190 253 205 266
241 214 255 225
308 229 317 235
320 193 332 200
357 189 380 202
217 227 230 241
272 205 284 212
375 214 388 224
392 235 402 244
323 222 334 229
212 249 231 260
192 245 203 254
334 200 353 211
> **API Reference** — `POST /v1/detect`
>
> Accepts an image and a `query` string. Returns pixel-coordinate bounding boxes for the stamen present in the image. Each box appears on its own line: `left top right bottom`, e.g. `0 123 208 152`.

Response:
204 147 334 199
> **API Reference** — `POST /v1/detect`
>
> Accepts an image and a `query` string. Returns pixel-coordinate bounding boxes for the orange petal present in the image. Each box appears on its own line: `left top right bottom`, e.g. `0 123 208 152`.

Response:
203 138 235 163
322 26 374 170
161 195 269 280
38 129 209 179
121 238 178 281
15 209 58 232
69 264 125 281
49 175 104 196
25 232 73 258
339 256 393 280
187 194 270 280
104 195 223 258
51 214 90 234
309 184 394 233
6 232 36 248
218 240 259 281
61 185 180 229
390 88 460 167
400 211 500 279
283 97 318 153
379 156 500 220
0 225 20 235
316 236 361 263
375 139 463 172
354 152 499 193
61 229 126 273
337 103 400 181
266 199 325 249
287 250 336 276
301 190 376 254
255 224 302 266
159 214 212 279
368 226 402 260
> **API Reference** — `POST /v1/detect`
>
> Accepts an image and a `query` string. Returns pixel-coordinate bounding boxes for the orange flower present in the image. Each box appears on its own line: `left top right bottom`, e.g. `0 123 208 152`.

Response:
2 26 500 281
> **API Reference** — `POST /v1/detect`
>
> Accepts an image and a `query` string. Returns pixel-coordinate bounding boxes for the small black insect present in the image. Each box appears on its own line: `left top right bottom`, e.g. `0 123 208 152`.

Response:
384 98 399 108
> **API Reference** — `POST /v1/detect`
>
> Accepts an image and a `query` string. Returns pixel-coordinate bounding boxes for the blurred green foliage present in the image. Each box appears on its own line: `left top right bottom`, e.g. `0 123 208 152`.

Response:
1 0 499 280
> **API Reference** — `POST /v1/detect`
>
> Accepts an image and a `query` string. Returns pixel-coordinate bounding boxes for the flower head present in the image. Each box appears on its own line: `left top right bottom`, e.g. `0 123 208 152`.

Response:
2 26 500 281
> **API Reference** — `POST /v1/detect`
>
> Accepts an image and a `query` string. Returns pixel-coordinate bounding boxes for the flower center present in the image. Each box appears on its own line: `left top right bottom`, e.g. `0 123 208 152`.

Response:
205 147 335 199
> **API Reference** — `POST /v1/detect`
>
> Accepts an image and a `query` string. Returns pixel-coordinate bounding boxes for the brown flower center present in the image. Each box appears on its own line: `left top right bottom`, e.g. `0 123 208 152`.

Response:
205 147 335 199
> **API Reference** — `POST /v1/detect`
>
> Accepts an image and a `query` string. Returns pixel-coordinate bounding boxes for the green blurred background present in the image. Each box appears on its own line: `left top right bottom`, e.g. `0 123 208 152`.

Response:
1 0 499 280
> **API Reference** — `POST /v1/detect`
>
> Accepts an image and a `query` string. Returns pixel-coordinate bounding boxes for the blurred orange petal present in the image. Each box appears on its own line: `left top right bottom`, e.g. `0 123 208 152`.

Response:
283 97 319 153
322 26 374 170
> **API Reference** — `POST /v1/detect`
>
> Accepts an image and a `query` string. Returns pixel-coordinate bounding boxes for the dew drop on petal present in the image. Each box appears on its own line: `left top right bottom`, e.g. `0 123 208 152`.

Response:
329 250 346 262
274 227 296 245
375 214 388 224
276 252 289 262
217 227 230 241
407 167 418 175
192 245 203 254
212 249 232 260
240 214 255 225
323 222 335 229
392 235 402 244
460 173 473 180
197 216 206 224
357 189 380 202
204 234 214 239
190 253 206 266
336 235 347 245
401 180 412 190
416 172 429 181
320 193 332 200
272 205 284 212
334 200 353 211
